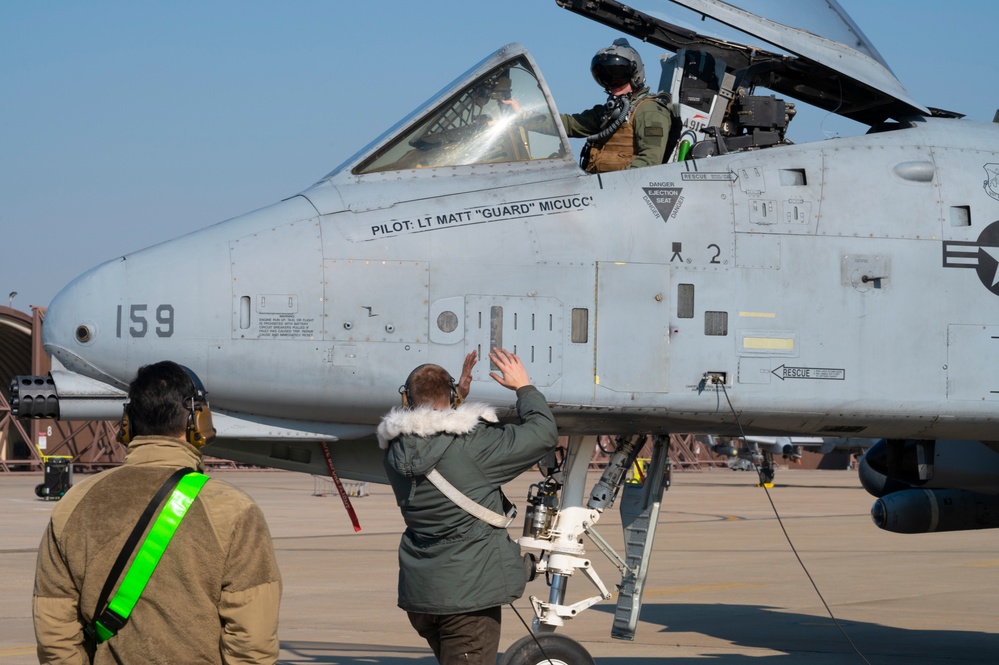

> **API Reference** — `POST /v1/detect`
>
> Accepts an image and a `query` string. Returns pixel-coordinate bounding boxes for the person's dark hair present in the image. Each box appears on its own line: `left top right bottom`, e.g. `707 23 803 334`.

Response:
404 364 455 408
126 361 196 437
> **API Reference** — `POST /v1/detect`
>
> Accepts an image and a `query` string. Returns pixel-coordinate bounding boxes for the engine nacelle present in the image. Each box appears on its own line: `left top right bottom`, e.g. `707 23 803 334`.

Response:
859 439 999 533
872 489 999 533
859 439 999 497
781 444 802 462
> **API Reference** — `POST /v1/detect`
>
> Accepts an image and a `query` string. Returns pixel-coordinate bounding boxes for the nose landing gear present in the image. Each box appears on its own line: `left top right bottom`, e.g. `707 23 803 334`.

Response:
499 633 595 665
506 434 673 664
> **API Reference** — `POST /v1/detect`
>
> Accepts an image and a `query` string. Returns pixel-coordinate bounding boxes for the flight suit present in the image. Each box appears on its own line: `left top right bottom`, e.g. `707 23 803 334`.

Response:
562 86 673 173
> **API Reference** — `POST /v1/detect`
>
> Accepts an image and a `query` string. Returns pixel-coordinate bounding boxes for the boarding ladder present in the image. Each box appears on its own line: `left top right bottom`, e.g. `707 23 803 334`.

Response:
611 434 671 640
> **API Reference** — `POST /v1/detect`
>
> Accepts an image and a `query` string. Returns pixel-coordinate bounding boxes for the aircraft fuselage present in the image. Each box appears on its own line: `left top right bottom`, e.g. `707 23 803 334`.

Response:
42 117 999 442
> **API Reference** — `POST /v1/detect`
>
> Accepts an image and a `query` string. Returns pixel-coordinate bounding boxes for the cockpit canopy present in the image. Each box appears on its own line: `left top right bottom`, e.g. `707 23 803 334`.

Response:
325 0 946 184
345 48 568 176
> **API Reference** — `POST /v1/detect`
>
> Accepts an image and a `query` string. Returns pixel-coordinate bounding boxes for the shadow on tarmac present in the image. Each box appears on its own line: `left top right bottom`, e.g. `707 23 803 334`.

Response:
278 602 999 664
605 601 997 663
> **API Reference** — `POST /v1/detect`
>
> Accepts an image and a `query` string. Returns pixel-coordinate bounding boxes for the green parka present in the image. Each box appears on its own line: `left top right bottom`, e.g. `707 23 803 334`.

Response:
377 385 558 614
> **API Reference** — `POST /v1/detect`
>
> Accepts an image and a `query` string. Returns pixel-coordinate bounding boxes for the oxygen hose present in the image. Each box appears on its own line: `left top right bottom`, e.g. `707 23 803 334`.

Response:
580 95 633 170
584 95 633 144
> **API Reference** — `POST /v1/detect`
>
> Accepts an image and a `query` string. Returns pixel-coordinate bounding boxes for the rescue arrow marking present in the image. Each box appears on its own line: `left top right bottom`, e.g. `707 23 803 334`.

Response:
771 365 845 381
680 172 738 182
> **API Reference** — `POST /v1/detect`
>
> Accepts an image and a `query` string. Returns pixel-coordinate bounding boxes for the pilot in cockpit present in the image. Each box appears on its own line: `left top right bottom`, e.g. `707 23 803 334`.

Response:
356 42 672 176
562 39 673 173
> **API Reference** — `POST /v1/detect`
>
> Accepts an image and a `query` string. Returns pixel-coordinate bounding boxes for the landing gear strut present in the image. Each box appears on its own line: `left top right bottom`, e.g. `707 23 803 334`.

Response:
758 450 775 486
506 434 672 663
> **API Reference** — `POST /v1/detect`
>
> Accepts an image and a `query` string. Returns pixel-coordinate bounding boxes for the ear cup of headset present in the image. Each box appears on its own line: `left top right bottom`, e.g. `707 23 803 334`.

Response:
118 404 132 445
179 365 216 448
186 401 216 448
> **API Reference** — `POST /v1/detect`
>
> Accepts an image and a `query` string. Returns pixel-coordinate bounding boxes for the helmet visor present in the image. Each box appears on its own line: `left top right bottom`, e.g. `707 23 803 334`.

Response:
591 54 634 90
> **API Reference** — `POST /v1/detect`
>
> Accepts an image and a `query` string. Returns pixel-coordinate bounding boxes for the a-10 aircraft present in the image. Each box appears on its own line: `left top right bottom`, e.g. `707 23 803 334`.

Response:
709 435 874 480
12 0 999 662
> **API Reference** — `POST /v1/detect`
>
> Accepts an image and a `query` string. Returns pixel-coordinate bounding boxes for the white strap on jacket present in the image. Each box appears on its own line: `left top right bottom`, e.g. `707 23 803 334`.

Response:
425 469 513 528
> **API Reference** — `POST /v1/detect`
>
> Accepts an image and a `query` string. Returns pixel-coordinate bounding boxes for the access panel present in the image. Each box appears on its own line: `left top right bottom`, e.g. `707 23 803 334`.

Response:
596 262 670 393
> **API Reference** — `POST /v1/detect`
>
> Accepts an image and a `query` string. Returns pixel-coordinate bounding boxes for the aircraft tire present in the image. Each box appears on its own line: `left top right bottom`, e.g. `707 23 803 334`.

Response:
498 633 594 665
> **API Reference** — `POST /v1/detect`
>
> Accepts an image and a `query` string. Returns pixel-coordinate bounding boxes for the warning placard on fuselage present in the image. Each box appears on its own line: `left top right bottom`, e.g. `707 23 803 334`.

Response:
642 185 683 221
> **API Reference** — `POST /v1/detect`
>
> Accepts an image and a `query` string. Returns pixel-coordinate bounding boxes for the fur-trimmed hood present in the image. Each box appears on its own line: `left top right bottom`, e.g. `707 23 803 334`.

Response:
378 401 498 478
377 401 498 449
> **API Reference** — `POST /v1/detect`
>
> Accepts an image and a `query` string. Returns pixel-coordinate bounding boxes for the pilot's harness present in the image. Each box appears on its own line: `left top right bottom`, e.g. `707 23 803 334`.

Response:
584 93 639 145
83 468 209 653
580 91 672 170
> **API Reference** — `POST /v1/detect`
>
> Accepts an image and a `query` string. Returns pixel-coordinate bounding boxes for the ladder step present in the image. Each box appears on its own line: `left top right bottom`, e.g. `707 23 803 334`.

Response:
612 439 671 641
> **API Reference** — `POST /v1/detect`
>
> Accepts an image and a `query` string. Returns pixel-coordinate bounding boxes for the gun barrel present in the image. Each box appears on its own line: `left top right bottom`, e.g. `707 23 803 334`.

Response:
9 375 60 419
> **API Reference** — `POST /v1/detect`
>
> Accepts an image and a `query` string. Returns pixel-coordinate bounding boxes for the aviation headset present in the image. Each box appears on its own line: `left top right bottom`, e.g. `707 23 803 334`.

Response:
399 364 462 409
118 365 217 448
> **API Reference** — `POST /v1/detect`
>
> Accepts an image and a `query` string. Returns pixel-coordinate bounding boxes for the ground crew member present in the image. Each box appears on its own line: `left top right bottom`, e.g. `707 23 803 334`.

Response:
377 348 558 665
33 360 282 664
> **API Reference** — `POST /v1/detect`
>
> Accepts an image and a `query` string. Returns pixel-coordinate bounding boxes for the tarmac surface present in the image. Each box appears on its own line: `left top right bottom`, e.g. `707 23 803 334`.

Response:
2 466 998 664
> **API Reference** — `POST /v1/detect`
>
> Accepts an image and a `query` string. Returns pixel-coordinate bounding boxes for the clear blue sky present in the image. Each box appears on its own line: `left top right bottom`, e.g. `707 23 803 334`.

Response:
3 1 997 312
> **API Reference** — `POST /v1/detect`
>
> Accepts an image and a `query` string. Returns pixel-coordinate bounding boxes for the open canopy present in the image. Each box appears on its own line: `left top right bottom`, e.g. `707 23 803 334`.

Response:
558 0 933 125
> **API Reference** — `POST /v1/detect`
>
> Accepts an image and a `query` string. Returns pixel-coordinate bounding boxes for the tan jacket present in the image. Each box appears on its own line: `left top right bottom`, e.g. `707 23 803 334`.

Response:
33 436 282 664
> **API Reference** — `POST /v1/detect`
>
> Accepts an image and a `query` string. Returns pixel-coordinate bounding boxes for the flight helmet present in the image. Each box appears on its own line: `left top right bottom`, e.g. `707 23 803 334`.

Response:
590 38 645 93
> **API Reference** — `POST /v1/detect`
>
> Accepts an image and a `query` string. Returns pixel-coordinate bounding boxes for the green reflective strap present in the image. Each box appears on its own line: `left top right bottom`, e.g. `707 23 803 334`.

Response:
94 621 115 643
104 472 209 623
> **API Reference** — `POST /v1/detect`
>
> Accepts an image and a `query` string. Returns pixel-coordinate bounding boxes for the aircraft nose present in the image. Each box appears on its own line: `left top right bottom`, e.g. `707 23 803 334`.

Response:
43 256 129 384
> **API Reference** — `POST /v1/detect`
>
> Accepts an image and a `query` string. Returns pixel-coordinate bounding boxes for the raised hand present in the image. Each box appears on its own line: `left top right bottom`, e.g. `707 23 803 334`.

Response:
488 348 530 391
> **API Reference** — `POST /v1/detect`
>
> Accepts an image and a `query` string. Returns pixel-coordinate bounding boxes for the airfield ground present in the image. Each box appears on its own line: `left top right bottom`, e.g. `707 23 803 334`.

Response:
2 467 997 664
